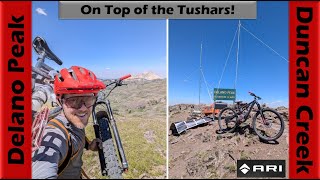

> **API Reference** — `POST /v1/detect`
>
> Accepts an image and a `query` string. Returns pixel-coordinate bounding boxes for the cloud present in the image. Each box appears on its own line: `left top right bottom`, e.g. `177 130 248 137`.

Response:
266 100 288 108
36 8 47 16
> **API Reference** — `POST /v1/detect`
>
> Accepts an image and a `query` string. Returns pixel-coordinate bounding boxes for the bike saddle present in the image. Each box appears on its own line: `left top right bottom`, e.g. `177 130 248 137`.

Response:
33 36 63 65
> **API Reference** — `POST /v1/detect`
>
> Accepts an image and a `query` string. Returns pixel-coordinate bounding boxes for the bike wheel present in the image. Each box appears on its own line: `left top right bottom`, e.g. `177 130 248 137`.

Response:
252 108 284 141
218 107 238 133
98 117 123 179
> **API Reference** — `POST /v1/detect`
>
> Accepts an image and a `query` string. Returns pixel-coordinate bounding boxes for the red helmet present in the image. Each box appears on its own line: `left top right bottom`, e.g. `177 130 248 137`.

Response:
54 66 106 98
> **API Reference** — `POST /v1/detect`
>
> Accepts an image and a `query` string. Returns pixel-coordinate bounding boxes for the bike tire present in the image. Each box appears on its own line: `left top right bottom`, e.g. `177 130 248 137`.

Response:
98 117 123 179
218 107 238 133
252 108 284 141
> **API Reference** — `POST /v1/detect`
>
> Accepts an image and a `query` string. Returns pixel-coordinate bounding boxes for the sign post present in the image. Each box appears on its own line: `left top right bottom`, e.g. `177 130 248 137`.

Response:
213 88 236 101
213 88 236 116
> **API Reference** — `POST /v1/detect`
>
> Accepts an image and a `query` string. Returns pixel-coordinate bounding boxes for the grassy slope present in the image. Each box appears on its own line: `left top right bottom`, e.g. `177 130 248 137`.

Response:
82 79 167 179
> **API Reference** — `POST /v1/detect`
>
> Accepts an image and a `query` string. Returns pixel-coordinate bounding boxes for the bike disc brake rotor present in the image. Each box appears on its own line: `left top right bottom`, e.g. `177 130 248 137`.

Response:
263 118 273 128
224 113 237 128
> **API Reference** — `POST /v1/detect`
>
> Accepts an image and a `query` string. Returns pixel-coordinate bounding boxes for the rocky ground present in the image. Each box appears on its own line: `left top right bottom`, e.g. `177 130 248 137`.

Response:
168 104 289 179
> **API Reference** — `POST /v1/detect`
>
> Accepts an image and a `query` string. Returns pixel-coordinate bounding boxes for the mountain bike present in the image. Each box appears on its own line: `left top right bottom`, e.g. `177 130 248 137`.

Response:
218 92 284 141
31 36 129 179
92 75 131 179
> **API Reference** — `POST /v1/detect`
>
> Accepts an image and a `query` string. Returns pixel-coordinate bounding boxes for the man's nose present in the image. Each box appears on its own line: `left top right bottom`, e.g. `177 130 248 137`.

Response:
78 102 88 111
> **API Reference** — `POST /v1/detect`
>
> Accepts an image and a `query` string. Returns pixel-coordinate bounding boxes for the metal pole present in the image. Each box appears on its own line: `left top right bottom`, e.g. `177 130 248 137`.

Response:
234 20 241 91
199 42 203 108
213 88 216 118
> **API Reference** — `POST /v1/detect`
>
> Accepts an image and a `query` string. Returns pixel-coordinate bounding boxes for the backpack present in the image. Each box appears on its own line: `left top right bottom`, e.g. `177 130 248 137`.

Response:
47 118 73 175
32 107 90 175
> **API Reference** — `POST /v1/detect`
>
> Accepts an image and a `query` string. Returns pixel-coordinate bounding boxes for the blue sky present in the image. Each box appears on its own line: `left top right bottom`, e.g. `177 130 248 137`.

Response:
169 2 288 107
32 1 166 79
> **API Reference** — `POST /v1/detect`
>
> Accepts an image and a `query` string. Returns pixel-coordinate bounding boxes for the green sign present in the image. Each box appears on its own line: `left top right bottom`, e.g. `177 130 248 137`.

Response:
214 88 236 101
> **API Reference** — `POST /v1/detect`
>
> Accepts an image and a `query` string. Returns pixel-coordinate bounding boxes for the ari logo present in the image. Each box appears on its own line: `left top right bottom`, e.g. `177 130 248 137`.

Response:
237 160 285 177
239 163 250 174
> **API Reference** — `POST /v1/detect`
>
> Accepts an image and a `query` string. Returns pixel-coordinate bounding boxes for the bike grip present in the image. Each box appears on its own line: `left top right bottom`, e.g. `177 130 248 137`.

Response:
119 74 131 81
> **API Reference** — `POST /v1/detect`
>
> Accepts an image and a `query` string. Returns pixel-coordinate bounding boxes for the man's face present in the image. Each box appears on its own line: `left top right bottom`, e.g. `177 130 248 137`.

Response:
60 93 96 129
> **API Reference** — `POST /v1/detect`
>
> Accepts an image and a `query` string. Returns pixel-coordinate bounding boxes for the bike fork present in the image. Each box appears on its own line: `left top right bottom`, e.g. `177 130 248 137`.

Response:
92 111 107 176
257 106 266 124
104 99 129 172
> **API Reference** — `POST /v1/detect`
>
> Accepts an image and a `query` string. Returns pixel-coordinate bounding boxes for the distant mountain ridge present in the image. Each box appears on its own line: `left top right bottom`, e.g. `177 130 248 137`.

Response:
98 71 163 82
129 71 163 80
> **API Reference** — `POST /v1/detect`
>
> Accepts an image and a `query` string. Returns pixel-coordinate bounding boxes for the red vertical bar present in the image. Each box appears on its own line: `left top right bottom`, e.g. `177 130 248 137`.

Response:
289 1 320 179
0 1 31 178
0 3 3 178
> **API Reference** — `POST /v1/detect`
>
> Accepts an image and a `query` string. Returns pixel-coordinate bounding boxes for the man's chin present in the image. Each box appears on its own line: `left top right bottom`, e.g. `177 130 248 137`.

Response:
68 116 88 129
74 122 86 129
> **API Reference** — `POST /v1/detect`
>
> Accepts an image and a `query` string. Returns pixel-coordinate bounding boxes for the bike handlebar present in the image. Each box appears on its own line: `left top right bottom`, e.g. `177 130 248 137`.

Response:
104 74 131 86
248 91 261 100
102 74 131 98
119 74 131 81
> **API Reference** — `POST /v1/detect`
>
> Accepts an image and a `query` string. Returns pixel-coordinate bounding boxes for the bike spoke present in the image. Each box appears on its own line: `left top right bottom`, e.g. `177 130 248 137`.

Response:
219 108 238 132
254 109 284 141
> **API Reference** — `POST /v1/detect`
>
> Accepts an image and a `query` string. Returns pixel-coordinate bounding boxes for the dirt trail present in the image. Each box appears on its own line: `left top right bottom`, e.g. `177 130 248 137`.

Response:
169 104 289 179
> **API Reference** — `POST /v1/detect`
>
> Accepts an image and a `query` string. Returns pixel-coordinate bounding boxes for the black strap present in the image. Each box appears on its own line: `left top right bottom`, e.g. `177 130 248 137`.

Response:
85 140 89 150
47 119 73 175
58 140 73 174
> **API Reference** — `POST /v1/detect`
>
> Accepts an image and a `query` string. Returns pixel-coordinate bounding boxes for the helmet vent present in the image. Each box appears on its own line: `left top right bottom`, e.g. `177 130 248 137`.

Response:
57 73 64 82
68 69 78 80
79 67 85 74
89 71 94 80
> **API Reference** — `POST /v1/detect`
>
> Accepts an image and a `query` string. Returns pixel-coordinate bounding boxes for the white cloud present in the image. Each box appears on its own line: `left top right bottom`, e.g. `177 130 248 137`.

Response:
266 100 288 108
36 8 47 16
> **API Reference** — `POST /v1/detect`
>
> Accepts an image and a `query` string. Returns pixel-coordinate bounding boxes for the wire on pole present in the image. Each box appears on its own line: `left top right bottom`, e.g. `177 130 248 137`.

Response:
200 69 214 104
234 20 241 91
199 42 203 107
217 23 239 90
241 24 289 63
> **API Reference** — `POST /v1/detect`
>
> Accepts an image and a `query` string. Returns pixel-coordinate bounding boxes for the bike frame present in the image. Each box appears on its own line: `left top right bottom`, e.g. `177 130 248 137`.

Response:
219 92 285 141
235 98 265 124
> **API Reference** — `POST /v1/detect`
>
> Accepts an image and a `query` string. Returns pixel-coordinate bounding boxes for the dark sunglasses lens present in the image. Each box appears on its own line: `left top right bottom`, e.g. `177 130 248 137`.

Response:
65 98 80 109
64 96 96 109
83 97 96 107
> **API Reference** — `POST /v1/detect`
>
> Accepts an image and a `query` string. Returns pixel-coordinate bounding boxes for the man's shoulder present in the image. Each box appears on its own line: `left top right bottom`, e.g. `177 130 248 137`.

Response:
32 120 70 160
33 120 70 156
44 119 70 142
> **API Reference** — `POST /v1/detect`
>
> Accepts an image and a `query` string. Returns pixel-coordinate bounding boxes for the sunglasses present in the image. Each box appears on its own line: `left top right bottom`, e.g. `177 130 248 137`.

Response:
62 96 97 109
